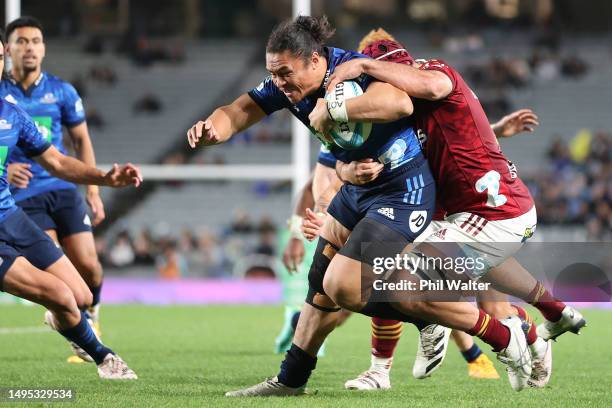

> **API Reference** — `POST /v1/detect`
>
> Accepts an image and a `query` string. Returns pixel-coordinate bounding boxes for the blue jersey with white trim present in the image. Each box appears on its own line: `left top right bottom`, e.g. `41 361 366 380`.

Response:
0 72 85 202
248 47 422 179
0 99 51 220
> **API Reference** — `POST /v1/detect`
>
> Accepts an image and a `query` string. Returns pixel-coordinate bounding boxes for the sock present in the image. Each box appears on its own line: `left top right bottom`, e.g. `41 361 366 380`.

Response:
90 284 102 307
467 310 510 352
291 311 300 331
58 311 112 364
371 317 402 364
461 343 483 363
277 343 317 388
360 301 428 330
512 305 537 345
528 282 565 322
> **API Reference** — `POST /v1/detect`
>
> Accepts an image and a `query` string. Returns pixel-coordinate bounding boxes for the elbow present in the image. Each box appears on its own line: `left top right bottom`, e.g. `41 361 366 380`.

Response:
426 82 449 101
393 94 413 119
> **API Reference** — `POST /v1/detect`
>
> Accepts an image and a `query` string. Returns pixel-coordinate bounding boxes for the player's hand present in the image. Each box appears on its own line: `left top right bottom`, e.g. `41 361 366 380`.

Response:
302 208 326 241
86 189 106 226
7 163 33 189
309 98 333 136
493 109 539 138
327 59 367 92
187 119 220 148
282 237 305 274
104 163 143 188
338 159 384 185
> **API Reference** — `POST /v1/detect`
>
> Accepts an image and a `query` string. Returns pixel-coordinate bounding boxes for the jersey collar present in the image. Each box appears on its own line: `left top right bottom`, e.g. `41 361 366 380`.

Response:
10 71 46 97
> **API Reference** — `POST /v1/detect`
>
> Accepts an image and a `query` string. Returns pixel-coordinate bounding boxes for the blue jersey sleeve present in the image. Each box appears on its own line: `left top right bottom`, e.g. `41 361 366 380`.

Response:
15 106 52 157
247 76 289 115
60 81 86 127
317 144 337 168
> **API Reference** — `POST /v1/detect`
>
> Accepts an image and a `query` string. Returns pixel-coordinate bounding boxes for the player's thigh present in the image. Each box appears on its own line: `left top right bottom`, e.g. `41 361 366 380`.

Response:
323 253 363 311
320 214 351 249
44 255 92 309
325 185 360 247
2 256 76 311
60 231 102 280
51 189 93 241
477 287 515 318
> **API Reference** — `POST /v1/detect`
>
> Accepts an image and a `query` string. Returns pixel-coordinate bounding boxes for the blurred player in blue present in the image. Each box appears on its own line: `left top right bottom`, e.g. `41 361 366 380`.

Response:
0 28 141 378
0 17 106 363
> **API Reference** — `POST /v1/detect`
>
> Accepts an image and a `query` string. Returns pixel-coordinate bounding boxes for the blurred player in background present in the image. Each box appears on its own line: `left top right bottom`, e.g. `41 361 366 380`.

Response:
0 17 106 363
0 28 140 379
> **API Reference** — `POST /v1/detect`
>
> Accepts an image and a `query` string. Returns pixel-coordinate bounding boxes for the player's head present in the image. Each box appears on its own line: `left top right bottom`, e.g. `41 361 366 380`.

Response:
5 16 46 73
265 15 334 103
358 28 414 65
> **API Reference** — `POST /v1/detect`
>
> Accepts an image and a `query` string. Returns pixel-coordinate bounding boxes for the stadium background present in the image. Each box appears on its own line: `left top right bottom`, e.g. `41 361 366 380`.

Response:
0 1 610 406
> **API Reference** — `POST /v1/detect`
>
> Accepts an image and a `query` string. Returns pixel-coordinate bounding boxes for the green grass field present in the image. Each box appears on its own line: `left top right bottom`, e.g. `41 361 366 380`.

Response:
1 305 610 407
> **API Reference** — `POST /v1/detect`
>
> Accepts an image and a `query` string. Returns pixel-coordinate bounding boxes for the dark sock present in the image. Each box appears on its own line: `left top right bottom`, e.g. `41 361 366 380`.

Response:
360 301 428 330
290 311 300 331
461 343 483 363
90 284 102 307
58 311 112 364
277 343 317 388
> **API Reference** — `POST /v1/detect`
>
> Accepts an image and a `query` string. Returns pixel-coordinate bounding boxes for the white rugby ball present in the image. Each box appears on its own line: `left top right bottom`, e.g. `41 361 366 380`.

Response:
324 81 372 150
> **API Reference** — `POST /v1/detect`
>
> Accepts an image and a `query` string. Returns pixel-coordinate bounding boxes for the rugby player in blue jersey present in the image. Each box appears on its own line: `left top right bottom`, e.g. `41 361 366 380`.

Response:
187 16 531 395
1 17 107 362
0 29 141 379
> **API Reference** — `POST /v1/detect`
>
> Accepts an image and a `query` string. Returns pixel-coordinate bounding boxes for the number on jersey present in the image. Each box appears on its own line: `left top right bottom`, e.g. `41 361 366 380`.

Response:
475 170 507 207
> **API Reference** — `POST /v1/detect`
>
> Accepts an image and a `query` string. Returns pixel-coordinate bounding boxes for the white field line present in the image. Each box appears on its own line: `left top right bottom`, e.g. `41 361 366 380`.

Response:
0 326 52 335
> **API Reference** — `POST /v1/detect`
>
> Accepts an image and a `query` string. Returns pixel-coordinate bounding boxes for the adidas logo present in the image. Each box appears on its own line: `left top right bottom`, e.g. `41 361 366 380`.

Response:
377 207 395 220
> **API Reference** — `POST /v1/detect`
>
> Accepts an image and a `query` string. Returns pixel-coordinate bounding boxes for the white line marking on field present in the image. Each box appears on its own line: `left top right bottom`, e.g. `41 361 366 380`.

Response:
0 326 52 335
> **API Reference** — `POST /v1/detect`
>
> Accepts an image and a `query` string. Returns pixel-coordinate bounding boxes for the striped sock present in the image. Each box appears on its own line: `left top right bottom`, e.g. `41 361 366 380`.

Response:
528 282 565 322
370 317 402 371
467 310 510 352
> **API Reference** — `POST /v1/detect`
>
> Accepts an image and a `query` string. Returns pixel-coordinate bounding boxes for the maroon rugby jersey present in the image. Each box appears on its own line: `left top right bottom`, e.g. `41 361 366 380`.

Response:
413 60 533 220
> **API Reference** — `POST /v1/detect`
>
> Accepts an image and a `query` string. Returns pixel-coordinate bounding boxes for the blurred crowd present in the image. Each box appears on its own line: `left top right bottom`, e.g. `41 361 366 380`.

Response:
95 211 279 279
526 130 611 240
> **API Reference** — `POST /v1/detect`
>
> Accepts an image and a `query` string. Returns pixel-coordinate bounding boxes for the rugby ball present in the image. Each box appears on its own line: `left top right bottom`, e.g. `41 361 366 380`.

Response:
325 81 372 150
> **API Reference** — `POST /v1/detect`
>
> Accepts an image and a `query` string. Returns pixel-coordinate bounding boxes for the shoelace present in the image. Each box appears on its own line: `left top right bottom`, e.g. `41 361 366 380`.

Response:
420 330 443 358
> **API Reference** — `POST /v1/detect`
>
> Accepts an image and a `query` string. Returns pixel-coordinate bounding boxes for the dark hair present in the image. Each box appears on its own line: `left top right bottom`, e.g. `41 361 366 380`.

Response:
6 16 44 40
266 15 335 60
0 28 4 45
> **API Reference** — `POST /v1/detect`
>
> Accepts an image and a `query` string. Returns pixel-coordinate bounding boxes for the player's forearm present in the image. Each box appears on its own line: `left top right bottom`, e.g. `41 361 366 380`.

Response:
361 60 448 100
206 107 238 143
345 87 412 122
39 149 108 186
293 176 315 217
315 179 342 213
70 126 100 193
312 164 340 212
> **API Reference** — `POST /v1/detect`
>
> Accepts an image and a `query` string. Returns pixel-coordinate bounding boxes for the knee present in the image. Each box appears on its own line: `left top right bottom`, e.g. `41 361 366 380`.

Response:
75 288 93 310
43 281 77 312
74 257 103 286
323 274 362 312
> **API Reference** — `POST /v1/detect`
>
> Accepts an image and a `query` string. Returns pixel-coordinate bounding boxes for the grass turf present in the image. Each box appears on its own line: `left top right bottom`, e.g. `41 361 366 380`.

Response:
0 305 610 407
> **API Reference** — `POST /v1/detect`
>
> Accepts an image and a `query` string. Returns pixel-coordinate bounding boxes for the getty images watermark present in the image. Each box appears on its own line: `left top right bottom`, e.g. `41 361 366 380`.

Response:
371 253 492 292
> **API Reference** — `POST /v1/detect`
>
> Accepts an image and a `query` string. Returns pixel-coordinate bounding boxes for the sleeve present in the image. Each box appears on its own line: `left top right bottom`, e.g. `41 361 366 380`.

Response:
247 76 289 115
420 59 457 91
60 81 86 127
15 106 52 157
317 144 337 168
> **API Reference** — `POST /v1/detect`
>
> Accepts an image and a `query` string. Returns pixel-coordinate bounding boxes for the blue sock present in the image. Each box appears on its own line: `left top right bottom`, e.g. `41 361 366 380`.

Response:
277 343 317 388
58 311 113 364
290 311 300 331
461 343 483 363
90 284 102 307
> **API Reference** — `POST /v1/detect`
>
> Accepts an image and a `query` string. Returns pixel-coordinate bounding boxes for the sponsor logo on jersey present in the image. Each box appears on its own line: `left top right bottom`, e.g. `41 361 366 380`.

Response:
409 210 427 233
4 94 18 105
377 207 395 220
0 119 13 130
32 116 52 142
433 228 447 240
75 98 84 113
40 92 58 104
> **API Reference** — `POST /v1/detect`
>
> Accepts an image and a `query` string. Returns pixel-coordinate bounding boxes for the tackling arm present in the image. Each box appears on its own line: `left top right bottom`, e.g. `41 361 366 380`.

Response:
343 81 413 123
